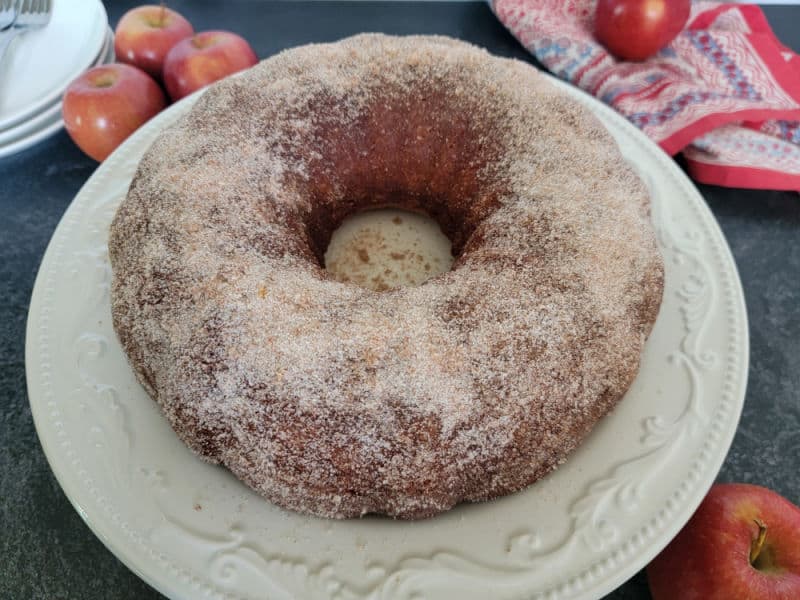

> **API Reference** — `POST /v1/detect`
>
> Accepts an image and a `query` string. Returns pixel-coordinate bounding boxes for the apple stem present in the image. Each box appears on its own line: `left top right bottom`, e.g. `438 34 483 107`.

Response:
749 518 767 565
158 1 166 27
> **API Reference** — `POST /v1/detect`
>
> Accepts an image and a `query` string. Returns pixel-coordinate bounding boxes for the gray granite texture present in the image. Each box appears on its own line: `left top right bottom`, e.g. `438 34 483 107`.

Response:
1 2 798 599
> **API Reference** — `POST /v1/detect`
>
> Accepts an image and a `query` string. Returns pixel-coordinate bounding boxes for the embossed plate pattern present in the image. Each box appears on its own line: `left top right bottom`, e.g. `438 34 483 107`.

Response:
26 74 748 600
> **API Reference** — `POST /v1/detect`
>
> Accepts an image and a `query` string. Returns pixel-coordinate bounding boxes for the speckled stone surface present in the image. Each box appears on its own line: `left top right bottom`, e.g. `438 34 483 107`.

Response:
1 2 798 599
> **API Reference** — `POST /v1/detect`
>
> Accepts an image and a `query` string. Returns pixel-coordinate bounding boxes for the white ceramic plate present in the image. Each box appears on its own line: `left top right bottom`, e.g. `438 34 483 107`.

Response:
0 108 63 158
26 74 748 600
0 0 107 130
0 27 113 158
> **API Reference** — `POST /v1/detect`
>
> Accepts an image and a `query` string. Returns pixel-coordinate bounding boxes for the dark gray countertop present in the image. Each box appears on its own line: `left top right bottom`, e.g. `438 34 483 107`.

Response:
1 2 798 599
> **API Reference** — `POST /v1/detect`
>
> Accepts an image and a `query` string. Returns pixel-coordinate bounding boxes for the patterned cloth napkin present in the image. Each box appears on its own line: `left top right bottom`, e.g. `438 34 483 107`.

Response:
492 0 800 191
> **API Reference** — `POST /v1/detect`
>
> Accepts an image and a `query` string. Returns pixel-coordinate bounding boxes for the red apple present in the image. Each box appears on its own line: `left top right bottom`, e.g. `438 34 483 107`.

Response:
162 31 258 101
594 0 690 61
63 63 166 162
647 483 800 600
114 5 194 78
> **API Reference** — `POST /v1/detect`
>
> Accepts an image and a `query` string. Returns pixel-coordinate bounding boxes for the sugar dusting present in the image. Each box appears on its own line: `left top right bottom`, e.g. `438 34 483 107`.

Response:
108 34 664 519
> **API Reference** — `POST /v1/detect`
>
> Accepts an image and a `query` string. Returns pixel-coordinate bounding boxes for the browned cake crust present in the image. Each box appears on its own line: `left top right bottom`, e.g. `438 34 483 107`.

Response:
109 34 664 519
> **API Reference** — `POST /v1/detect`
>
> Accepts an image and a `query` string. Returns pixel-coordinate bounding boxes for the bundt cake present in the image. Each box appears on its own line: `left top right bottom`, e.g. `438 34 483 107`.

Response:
109 34 664 519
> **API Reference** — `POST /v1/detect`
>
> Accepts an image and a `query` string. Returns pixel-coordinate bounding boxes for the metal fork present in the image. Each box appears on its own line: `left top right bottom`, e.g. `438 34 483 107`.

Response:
0 0 53 65
0 0 17 31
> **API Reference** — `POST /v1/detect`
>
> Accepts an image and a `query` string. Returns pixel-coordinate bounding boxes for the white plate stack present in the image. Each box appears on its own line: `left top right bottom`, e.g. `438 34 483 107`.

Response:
0 0 112 159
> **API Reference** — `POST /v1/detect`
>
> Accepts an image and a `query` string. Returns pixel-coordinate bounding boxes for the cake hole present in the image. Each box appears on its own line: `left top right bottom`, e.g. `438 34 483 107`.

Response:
324 208 453 291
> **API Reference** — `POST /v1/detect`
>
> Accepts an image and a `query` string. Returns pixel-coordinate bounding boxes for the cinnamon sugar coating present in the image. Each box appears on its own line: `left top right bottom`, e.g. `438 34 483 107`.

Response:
109 34 664 519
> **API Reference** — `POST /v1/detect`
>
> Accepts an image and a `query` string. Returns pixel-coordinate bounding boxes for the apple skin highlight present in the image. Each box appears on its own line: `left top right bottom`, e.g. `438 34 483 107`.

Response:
114 5 194 78
162 31 258 101
62 64 166 162
594 0 690 61
647 483 800 600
